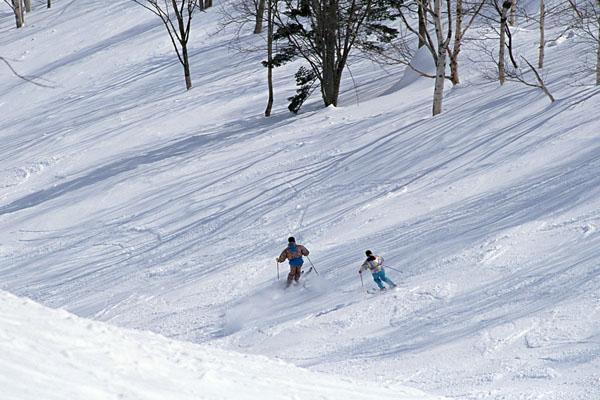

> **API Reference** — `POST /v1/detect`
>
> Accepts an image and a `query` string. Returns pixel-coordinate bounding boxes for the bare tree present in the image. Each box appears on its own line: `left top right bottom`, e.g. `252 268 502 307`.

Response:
567 0 600 85
254 0 266 33
448 0 485 84
418 0 428 48
132 0 203 90
498 0 511 84
430 0 452 115
397 0 484 100
519 0 572 70
399 0 455 115
506 56 555 102
4 0 25 28
24 0 30 12
264 0 275 115
538 0 545 68
484 0 515 85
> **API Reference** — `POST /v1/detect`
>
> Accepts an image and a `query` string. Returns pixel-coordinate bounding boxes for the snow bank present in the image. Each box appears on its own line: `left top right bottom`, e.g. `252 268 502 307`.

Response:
0 290 440 400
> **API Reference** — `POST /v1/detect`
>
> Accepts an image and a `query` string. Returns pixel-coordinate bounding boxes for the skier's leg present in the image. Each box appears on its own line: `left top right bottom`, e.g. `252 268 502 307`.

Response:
293 266 301 282
372 272 385 289
381 270 396 287
287 267 295 286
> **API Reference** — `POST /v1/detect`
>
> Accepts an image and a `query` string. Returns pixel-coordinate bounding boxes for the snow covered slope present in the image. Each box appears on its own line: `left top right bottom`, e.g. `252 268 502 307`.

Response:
0 290 439 400
1 0 599 399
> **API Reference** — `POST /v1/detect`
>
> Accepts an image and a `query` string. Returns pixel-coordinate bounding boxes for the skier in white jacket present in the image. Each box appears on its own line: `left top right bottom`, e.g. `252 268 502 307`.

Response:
359 250 396 291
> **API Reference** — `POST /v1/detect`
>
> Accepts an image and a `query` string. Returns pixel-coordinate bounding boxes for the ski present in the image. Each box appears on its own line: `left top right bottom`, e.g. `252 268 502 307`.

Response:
366 287 399 295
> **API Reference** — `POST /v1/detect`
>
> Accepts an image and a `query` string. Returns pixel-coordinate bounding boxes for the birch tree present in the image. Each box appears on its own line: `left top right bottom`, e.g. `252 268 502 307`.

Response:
132 0 202 90
498 0 511 84
538 0 545 68
418 1 428 48
398 0 484 93
447 0 485 84
520 0 571 69
484 0 515 85
567 0 600 85
254 0 266 33
430 0 452 115
509 0 516 25
264 0 275 115
4 0 25 28
399 0 455 115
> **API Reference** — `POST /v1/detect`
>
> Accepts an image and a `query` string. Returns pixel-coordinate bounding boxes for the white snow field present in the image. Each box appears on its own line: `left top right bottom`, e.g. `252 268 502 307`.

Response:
0 290 439 400
1 0 599 399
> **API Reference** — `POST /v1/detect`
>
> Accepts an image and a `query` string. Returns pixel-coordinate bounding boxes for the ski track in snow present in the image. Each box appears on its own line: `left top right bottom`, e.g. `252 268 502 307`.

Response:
1 0 600 399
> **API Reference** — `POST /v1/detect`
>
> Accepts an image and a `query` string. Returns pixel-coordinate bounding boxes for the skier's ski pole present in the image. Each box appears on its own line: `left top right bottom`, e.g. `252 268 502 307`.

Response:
306 256 319 275
384 266 402 273
277 261 280 280
359 271 364 289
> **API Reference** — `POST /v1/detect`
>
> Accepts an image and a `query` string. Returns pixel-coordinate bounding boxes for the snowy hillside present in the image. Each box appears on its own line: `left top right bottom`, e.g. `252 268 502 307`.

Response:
1 0 599 399
0 290 440 400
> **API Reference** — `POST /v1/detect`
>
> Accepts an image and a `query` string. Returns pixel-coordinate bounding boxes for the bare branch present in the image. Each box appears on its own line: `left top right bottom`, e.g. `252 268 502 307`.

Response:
0 56 56 88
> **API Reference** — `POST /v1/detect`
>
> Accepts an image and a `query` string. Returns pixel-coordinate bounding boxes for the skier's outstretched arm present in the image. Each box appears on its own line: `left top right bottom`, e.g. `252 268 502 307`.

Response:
276 249 288 263
301 245 309 256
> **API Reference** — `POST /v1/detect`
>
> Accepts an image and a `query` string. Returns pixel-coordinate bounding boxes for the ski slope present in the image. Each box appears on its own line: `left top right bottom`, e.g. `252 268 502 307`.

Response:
1 0 599 399
0 290 440 400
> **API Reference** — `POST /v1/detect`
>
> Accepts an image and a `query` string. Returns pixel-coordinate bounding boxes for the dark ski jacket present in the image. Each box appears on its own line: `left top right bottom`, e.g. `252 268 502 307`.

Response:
277 244 309 267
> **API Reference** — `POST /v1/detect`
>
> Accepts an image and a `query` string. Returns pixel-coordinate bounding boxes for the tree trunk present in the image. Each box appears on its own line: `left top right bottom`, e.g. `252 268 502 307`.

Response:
499 2 510 85
12 0 24 28
418 0 427 48
432 0 447 115
321 62 339 107
183 47 192 90
538 0 545 69
449 0 463 85
320 0 339 107
47 0 51 8
596 12 600 85
255 0 266 34
24 0 31 12
509 0 516 26
265 0 274 116
173 1 193 90
204 0 212 8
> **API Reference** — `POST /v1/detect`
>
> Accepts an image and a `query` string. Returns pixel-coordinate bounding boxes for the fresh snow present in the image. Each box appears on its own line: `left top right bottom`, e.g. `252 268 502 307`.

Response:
1 0 600 399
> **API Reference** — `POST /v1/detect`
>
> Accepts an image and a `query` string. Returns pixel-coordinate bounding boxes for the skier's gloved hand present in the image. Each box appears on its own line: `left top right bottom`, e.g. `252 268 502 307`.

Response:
275 257 279 262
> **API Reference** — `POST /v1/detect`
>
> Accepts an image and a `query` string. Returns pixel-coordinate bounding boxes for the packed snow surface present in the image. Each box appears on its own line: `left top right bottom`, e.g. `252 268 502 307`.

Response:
1 0 599 399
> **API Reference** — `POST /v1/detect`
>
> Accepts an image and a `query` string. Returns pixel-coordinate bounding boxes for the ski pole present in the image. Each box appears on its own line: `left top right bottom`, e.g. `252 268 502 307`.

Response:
276 261 280 280
384 266 402 273
359 271 364 289
306 256 319 275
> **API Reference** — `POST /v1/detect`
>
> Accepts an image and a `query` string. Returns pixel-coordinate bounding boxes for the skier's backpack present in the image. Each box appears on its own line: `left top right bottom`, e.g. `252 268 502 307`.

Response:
288 243 304 267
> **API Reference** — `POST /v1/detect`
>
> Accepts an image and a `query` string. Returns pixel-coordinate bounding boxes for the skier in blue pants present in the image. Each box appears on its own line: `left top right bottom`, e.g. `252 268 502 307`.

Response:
359 250 396 291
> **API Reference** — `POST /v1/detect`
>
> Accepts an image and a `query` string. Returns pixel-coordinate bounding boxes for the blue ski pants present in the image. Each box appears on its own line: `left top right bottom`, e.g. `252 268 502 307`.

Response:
372 269 396 289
